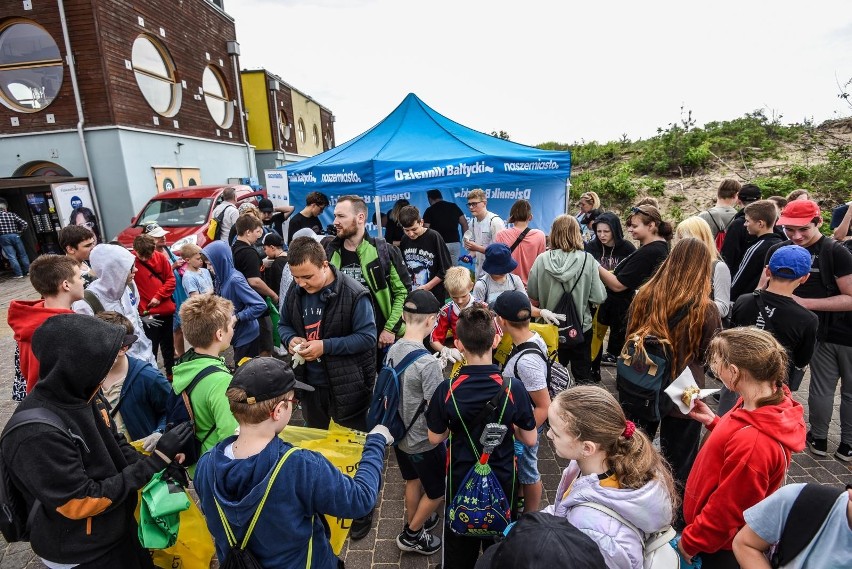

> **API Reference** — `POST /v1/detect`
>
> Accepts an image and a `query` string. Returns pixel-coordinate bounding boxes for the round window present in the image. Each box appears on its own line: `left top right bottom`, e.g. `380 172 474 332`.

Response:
131 35 180 116
202 66 233 128
0 21 63 112
297 118 306 143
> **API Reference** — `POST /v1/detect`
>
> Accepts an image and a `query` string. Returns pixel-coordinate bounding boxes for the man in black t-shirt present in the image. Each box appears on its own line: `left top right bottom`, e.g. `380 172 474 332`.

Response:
721 183 763 274
427 305 536 568
721 245 819 414
232 214 278 357
398 205 452 303
760 200 852 462
257 198 294 237
286 191 330 244
423 189 469 266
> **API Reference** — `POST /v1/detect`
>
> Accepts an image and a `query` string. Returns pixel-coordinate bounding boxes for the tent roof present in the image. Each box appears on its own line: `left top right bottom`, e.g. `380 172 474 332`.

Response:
282 93 570 195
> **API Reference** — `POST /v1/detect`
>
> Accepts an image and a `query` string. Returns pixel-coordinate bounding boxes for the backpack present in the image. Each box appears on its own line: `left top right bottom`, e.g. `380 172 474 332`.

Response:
576 502 678 569
510 340 573 398
554 252 588 347
476 274 520 304
213 447 308 569
365 349 431 445
706 212 734 252
83 289 105 314
770 483 849 568
615 306 689 422
207 203 235 241
0 408 84 542
164 365 222 466
446 374 514 537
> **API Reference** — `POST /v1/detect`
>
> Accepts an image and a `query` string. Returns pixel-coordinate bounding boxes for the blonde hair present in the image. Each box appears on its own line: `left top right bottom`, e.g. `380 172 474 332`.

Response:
179 243 203 260
551 386 677 514
180 294 234 348
467 188 486 203
675 216 720 260
549 214 584 252
706 328 787 407
444 266 473 296
579 191 601 209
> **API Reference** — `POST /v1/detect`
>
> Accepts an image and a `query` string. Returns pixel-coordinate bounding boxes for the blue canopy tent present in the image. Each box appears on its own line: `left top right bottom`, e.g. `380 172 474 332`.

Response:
281 93 571 237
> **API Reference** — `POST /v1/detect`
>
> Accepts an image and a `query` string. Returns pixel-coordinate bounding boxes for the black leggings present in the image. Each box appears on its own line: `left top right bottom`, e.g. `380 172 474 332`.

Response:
558 328 594 383
143 313 175 375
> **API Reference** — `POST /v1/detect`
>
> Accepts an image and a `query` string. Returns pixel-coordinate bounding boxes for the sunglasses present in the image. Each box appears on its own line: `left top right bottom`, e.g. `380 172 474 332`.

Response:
467 201 482 207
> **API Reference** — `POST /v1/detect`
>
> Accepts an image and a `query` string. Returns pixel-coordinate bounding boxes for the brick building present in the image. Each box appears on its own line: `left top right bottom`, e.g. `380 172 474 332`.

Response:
0 0 254 253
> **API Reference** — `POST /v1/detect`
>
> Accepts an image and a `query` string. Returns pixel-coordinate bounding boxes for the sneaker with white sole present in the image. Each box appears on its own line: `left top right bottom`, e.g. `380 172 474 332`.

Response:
601 353 618 367
835 442 852 462
396 528 441 555
423 511 439 532
806 432 827 456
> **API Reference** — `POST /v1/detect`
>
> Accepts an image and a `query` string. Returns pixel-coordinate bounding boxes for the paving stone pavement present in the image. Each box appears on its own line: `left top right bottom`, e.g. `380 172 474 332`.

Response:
0 273 849 568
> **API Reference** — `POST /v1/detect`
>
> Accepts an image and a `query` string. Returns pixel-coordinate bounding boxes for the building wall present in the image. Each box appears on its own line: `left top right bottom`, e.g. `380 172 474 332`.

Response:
291 90 324 156
320 107 335 151
242 71 273 150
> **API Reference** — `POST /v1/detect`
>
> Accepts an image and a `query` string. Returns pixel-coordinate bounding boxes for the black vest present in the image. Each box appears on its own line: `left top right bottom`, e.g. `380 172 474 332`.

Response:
285 266 377 427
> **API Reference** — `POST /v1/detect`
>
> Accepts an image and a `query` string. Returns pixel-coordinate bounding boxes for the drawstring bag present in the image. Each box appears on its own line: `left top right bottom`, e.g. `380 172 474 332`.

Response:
447 376 514 537
214 447 314 568
138 470 191 549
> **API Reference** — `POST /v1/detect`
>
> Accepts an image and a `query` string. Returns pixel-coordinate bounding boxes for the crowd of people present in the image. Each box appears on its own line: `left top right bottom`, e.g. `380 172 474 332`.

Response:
2 183 851 569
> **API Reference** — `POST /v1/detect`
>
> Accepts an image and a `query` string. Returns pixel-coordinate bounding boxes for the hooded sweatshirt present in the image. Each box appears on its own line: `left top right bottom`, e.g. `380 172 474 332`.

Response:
194 434 386 568
680 390 806 557
8 299 74 393
202 240 266 349
543 462 673 569
527 249 607 330
72 244 157 366
0 314 168 564
585 212 637 272
171 349 238 477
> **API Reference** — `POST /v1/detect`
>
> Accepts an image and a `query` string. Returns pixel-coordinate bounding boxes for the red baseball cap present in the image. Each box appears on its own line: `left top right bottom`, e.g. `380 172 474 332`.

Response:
778 200 821 226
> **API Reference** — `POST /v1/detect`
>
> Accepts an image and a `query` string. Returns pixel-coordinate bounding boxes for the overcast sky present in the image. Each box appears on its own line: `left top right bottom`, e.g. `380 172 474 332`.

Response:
226 0 852 147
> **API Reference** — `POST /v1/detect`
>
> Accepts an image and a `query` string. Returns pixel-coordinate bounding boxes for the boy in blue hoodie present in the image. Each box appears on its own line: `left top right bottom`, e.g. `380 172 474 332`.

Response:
194 357 392 568
202 240 267 363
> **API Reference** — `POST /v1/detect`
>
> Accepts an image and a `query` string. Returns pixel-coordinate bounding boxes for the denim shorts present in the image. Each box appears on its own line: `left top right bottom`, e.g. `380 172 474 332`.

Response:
513 428 542 485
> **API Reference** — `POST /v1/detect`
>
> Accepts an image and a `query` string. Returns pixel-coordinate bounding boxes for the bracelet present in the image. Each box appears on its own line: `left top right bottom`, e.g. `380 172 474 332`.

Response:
153 449 172 464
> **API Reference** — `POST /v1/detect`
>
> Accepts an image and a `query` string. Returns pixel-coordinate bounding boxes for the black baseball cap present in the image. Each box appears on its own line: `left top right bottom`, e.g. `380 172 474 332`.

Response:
492 290 532 322
738 184 762 203
257 198 275 213
403 289 441 314
262 232 284 248
229 357 313 405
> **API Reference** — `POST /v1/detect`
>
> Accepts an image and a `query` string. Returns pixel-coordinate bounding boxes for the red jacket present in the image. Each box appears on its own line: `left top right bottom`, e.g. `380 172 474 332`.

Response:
680 389 806 557
133 250 176 316
8 300 73 393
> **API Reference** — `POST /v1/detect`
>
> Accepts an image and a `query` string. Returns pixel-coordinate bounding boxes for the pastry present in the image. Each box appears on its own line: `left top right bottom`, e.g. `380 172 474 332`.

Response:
681 386 700 407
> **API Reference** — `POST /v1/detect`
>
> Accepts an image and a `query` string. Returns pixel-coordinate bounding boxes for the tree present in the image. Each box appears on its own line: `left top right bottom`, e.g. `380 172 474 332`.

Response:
490 130 510 140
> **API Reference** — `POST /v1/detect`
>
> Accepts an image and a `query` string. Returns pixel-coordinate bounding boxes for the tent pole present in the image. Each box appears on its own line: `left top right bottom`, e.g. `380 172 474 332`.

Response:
374 196 382 238
565 178 571 214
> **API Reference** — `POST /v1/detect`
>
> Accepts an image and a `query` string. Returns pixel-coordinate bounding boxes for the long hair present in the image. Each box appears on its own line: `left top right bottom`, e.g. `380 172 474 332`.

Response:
626 238 713 378
706 328 787 407
388 198 410 222
551 386 678 516
549 214 584 252
675 216 720 260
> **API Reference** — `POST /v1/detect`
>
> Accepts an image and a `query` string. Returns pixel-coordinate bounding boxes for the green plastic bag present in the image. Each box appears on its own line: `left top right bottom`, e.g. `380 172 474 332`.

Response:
266 296 281 348
138 471 190 549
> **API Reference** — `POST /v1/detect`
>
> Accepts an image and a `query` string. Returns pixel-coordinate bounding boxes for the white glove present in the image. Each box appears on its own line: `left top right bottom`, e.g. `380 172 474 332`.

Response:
440 346 463 364
291 343 306 368
140 315 162 327
368 424 394 446
539 309 567 326
141 431 163 452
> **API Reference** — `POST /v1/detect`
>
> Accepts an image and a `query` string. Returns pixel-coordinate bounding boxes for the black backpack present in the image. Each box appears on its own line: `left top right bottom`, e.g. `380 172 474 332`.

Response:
165 365 221 466
554 252 588 347
0 408 85 542
770 483 849 567
509 341 573 398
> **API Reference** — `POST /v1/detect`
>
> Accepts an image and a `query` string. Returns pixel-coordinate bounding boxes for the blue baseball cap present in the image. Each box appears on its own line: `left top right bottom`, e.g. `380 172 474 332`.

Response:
768 245 811 279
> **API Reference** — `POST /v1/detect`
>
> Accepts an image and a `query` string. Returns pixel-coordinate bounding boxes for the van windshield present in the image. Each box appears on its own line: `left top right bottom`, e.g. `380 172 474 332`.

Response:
136 198 214 227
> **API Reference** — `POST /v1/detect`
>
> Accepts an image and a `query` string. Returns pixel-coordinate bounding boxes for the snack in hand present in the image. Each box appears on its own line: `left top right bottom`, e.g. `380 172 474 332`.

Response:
681 386 701 407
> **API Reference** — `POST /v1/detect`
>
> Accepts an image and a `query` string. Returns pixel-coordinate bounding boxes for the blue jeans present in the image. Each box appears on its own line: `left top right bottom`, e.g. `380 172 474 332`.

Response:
0 233 30 277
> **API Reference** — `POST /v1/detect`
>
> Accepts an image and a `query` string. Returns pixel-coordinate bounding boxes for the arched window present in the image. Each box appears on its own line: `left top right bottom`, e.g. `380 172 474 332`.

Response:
131 35 180 116
0 21 63 112
312 123 319 146
297 118 306 143
279 110 291 145
202 65 232 128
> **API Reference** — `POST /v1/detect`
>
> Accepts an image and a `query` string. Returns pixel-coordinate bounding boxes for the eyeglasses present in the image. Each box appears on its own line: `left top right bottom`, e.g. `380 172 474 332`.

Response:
630 207 644 214
80 221 96 229
467 201 482 208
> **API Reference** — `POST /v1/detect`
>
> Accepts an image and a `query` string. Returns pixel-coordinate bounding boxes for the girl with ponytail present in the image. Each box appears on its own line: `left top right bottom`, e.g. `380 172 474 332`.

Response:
677 328 806 569
543 386 677 569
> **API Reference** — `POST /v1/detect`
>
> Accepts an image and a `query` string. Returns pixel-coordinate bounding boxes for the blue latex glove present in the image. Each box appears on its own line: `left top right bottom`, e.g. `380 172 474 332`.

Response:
670 537 702 569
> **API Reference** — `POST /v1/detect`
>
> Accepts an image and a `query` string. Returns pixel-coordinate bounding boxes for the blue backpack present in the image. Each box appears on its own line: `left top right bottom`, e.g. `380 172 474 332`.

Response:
366 349 431 445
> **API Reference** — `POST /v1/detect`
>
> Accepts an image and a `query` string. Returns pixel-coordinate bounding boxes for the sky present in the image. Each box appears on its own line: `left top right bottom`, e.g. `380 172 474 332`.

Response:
225 0 852 148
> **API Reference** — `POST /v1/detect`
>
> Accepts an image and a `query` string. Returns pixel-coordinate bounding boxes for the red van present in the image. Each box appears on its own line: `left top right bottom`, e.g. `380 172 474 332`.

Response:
115 185 266 250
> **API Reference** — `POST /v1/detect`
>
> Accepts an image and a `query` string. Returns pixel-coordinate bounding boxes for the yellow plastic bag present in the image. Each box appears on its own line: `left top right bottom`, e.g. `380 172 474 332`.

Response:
151 498 216 569
591 310 608 360
279 420 366 554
